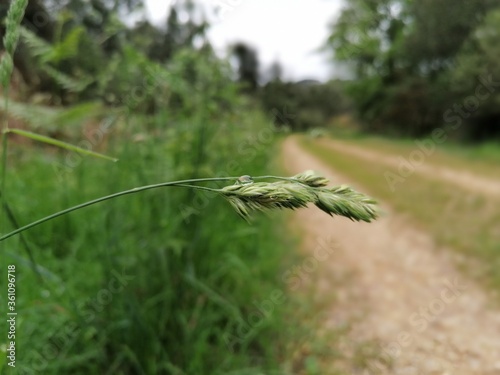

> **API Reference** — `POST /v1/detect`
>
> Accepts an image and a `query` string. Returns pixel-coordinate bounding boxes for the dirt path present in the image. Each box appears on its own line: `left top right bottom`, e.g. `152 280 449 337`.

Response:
316 138 500 197
283 136 500 374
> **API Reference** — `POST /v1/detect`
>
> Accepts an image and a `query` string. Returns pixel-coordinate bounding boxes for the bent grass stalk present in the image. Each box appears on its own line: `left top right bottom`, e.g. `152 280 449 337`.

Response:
4 128 118 162
0 170 378 242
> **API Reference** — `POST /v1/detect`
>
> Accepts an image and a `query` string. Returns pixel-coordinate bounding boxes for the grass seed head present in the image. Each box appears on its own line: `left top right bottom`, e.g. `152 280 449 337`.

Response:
292 170 329 187
1 0 28 87
314 186 378 222
221 171 378 222
221 181 316 220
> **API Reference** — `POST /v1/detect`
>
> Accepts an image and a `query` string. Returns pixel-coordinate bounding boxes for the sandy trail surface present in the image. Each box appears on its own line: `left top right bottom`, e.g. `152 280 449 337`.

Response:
283 136 500 374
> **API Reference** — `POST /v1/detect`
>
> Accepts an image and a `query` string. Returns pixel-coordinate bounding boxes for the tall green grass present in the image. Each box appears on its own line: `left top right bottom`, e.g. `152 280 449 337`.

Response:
1 109 296 375
0 3 295 369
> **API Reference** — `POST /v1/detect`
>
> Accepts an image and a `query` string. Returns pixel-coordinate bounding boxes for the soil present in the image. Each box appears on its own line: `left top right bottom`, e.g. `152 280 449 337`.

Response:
283 136 500 374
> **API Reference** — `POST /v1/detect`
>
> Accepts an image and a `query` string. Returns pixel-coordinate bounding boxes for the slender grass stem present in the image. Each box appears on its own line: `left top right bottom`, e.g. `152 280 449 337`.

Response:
253 176 299 182
1 87 10 247
173 184 221 193
4 128 118 162
0 177 240 242
0 170 379 242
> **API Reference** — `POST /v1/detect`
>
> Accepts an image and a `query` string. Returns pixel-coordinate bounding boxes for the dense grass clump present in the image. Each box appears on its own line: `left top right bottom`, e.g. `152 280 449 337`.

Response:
0 31 294 372
1 110 294 375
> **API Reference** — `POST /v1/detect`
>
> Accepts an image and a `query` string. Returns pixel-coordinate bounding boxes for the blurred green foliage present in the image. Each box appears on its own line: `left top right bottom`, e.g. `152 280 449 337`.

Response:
260 79 350 131
326 0 500 141
0 1 297 373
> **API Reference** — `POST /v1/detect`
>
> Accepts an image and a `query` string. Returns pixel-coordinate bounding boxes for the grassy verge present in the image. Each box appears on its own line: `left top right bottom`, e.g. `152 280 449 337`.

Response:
332 135 500 178
300 136 500 291
0 1 309 372
0 106 299 374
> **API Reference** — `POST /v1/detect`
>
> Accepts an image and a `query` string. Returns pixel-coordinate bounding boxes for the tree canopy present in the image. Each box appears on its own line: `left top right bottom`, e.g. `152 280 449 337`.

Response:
326 0 500 140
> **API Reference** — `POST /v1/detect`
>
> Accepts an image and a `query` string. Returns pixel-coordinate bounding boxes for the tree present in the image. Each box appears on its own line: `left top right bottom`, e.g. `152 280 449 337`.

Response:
133 0 208 63
231 42 259 91
448 8 500 140
326 0 500 139
325 0 409 132
260 79 349 130
263 60 283 83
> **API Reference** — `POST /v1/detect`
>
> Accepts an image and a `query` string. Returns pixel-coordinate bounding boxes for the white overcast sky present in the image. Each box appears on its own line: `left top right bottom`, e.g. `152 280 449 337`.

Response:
142 0 343 82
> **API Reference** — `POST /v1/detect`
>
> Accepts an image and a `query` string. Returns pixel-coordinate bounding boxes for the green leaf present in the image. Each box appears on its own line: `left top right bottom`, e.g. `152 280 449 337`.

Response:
43 65 93 93
20 26 53 63
52 27 84 62
5 129 118 162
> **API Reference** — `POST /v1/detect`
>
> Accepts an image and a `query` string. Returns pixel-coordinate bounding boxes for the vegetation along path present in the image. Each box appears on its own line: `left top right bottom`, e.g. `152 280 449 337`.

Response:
283 136 500 374
315 138 500 197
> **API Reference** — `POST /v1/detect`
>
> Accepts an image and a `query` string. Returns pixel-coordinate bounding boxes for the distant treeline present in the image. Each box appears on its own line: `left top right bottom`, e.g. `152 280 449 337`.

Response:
229 43 353 131
231 1 500 141
325 0 500 141
4 1 499 141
